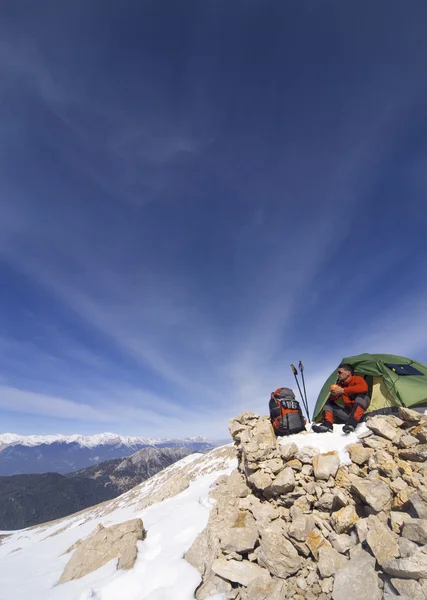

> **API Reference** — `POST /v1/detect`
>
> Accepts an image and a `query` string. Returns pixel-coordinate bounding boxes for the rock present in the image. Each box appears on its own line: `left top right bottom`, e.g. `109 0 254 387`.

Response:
399 407 422 423
355 518 369 543
298 446 319 464
332 546 381 600
227 469 251 498
312 451 340 481
366 416 400 441
258 520 301 577
239 495 278 525
286 459 303 470
391 579 425 600
346 444 374 466
329 532 356 554
402 518 427 544
264 467 295 496
317 545 348 578
399 444 427 462
248 470 273 491
375 449 400 479
398 537 420 558
279 442 298 461
350 475 392 512
382 549 427 579
389 511 412 534
59 519 145 583
390 477 408 493
195 572 232 600
306 528 331 560
331 505 358 534
314 493 335 512
240 576 287 600
289 510 315 542
212 558 270 587
366 520 400 566
414 424 427 444
397 434 419 448
220 522 259 554
408 488 427 518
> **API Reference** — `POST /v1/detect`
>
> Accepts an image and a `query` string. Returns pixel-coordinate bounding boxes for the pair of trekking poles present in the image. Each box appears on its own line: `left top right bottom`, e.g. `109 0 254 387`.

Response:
290 361 311 423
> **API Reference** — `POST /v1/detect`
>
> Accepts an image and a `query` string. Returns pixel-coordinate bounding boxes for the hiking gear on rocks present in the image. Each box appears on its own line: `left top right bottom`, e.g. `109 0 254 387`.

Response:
313 353 427 423
269 388 306 436
342 423 355 434
312 421 333 433
290 363 310 422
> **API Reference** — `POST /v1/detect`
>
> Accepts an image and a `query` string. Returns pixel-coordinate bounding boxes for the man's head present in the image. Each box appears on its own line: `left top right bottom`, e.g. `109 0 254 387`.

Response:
337 363 354 383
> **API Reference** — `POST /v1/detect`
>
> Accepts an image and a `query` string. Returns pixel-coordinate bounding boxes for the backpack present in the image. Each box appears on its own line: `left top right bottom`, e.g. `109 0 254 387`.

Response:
269 387 306 436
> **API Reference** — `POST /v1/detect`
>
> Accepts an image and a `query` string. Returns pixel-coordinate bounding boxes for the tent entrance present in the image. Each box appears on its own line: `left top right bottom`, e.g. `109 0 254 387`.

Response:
366 376 398 415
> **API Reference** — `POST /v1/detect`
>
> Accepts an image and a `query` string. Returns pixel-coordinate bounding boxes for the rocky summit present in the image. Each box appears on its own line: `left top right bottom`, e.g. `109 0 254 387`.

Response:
185 408 427 600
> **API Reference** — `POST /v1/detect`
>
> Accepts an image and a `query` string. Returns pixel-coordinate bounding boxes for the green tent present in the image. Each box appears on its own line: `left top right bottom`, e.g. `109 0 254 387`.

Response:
313 353 427 422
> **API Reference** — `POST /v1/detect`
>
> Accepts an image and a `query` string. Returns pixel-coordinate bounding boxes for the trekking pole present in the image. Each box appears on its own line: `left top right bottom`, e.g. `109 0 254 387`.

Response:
298 361 310 422
290 364 310 422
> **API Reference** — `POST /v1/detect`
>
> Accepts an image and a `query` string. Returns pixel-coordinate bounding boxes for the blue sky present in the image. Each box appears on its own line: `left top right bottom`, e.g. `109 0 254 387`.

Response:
1 1 427 439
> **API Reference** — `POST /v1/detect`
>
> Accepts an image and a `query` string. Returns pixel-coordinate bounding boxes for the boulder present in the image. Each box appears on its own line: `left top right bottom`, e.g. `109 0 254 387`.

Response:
220 522 259 554
350 475 392 512
366 520 400 566
332 546 381 600
375 449 400 479
402 518 427 544
399 444 427 462
382 549 427 579
59 519 145 583
258 520 301 578
289 509 315 542
248 470 273 491
317 545 348 578
346 444 373 466
212 558 270 587
329 532 356 554
264 467 295 496
306 528 331 560
331 505 358 534
408 488 427 518
391 579 425 600
298 446 319 464
399 407 422 423
366 416 399 441
195 572 232 600
279 442 298 461
312 451 340 481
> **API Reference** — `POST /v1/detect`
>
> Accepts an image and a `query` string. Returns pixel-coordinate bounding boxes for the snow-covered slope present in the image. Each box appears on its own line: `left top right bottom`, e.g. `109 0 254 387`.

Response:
0 445 237 600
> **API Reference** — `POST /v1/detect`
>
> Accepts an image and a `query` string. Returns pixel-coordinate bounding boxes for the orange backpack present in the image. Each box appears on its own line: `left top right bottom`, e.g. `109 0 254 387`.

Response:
269 388 306 436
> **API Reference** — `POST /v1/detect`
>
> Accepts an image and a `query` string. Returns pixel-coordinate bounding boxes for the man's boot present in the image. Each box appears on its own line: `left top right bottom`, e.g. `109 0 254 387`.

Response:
312 415 333 433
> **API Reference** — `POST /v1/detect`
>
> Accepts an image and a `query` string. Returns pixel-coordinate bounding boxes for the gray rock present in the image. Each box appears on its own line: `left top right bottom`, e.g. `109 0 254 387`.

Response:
248 470 273 491
264 467 295 496
350 475 392 513
366 416 399 441
332 549 381 600
399 407 422 423
314 493 335 512
312 452 340 481
366 521 400 566
382 549 427 579
195 572 232 600
397 434 420 448
59 519 146 583
297 446 319 464
402 518 427 544
399 536 422 558
399 444 427 462
258 520 301 578
279 442 298 461
391 578 425 600
212 558 270 587
220 523 259 554
289 509 315 542
408 488 427 518
329 532 356 554
389 511 412 534
346 443 374 465
317 545 348 578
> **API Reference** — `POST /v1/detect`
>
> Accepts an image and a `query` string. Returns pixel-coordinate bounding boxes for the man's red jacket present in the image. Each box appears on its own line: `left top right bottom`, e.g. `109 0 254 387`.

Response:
329 375 368 408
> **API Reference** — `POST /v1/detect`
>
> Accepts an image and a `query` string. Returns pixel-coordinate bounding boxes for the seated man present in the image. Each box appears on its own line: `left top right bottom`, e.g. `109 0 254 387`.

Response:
313 363 370 434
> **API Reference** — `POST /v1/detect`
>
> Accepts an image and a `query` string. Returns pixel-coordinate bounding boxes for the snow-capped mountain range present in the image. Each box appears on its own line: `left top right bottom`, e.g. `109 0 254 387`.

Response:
0 432 210 449
0 432 215 476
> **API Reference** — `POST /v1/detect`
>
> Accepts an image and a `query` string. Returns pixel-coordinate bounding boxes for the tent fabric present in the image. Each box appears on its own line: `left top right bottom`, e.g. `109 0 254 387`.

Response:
313 353 427 422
